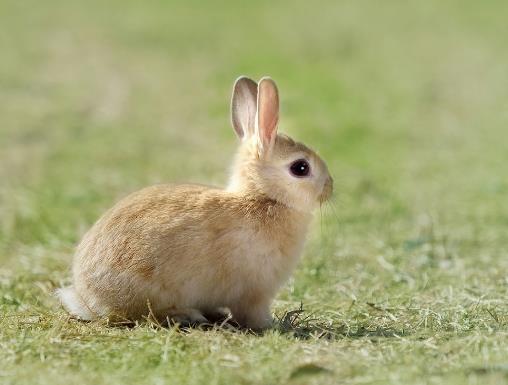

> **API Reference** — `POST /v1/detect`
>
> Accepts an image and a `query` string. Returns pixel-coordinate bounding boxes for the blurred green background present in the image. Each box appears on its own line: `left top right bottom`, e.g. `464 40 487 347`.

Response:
1 1 508 384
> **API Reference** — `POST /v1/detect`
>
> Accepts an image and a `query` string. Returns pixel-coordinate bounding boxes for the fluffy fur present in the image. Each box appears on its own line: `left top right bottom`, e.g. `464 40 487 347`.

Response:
58 76 332 330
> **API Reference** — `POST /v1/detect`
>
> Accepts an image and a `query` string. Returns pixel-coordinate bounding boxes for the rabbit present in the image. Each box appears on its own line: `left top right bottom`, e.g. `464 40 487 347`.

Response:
57 76 333 330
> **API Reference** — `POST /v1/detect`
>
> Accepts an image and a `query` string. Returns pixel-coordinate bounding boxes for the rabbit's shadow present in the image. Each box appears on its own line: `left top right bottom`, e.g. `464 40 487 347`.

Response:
98 304 410 340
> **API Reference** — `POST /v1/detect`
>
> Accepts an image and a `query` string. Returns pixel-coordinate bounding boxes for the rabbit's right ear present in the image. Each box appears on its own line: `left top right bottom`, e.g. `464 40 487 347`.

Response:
231 76 258 140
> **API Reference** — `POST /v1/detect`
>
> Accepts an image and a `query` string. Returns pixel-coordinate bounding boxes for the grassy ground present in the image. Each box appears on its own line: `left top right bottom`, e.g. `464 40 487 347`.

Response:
1 0 508 384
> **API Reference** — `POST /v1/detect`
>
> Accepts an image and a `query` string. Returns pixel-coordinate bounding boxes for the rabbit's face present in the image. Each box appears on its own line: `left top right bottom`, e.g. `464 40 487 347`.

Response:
229 134 333 212
255 134 333 212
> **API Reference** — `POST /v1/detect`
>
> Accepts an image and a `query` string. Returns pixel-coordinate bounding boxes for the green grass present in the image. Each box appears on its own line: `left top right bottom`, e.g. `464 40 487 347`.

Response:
1 0 508 384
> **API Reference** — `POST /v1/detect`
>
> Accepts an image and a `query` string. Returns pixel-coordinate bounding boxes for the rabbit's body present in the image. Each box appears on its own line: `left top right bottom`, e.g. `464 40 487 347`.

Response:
64 183 309 328
59 77 332 329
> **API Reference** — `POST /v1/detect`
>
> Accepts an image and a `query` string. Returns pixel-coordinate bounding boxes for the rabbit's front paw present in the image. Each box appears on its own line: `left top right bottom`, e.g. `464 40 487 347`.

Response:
234 304 273 331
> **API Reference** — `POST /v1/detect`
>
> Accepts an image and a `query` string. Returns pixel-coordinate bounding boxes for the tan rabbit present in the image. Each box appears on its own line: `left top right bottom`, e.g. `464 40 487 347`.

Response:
57 76 333 330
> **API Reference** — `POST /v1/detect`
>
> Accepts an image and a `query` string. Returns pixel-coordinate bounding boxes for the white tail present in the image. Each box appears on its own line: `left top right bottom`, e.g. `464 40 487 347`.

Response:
56 286 94 320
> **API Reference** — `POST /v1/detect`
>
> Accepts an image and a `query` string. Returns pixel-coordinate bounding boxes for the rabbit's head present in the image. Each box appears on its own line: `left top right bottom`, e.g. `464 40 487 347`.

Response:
228 76 333 213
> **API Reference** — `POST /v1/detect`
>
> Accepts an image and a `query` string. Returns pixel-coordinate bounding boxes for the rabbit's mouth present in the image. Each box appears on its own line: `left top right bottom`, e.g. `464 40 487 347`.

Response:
318 176 333 203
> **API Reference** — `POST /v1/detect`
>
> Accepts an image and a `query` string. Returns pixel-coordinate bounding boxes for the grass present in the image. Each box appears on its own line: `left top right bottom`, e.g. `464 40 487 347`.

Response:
1 0 508 384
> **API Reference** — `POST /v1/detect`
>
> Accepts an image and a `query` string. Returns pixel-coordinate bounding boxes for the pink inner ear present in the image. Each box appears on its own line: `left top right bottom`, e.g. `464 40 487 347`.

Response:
258 80 279 148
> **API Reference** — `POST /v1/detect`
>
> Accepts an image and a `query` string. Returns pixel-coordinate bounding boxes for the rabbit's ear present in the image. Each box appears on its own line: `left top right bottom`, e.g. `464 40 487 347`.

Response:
256 77 279 155
231 76 258 140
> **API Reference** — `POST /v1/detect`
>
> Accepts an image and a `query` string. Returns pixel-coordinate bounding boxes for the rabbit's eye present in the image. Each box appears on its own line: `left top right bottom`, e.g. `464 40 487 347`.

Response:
289 159 310 177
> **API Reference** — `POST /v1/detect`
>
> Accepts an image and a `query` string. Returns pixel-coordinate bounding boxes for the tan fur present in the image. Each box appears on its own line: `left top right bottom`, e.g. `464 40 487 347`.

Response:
58 76 332 330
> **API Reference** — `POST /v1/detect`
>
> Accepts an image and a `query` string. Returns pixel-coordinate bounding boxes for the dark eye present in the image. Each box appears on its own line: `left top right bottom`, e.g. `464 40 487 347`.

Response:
289 159 311 177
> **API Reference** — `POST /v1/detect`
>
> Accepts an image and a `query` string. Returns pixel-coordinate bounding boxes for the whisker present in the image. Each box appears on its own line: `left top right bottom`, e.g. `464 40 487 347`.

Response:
325 199 342 227
318 201 338 246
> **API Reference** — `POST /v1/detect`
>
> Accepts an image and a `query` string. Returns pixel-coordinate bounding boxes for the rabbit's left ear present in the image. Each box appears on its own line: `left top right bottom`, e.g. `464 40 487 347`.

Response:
231 76 258 140
256 77 279 155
